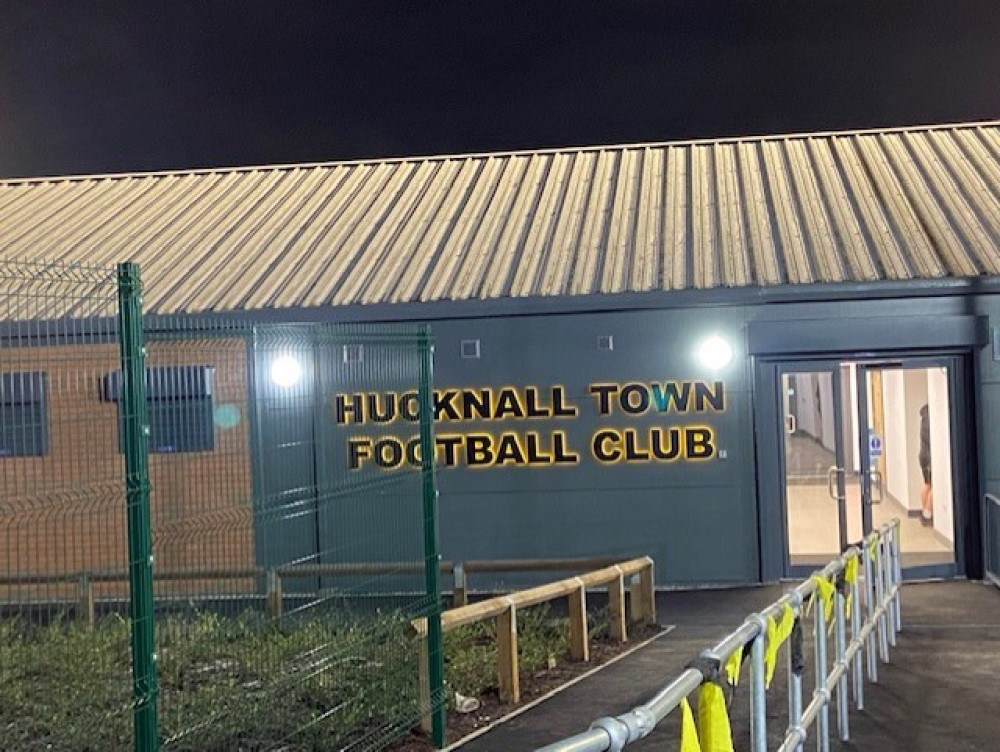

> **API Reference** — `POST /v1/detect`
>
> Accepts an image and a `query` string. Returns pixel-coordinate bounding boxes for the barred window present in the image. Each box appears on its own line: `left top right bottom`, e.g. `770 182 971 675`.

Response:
105 366 215 453
0 372 48 457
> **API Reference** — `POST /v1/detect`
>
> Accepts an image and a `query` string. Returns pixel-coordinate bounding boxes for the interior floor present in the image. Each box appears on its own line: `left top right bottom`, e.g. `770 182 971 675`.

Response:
786 481 953 569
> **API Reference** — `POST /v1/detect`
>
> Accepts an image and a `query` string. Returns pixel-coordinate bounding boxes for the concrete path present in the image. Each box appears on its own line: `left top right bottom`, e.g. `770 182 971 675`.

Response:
455 581 1000 752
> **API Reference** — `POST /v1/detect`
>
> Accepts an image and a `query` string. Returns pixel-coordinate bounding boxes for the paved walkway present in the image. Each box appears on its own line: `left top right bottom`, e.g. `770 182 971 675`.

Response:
455 581 1000 752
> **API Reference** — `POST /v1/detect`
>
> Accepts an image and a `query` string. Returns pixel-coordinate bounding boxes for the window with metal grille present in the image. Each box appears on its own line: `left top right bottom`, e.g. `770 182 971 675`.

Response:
0 372 48 457
105 366 215 453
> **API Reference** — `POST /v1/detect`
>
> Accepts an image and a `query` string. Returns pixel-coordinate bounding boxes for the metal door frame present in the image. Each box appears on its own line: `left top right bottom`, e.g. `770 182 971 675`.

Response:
776 360 850 579
755 351 974 582
854 356 965 580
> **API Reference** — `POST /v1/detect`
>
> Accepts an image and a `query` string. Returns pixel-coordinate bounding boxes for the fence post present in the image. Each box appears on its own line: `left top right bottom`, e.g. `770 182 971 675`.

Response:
568 582 589 662
76 573 95 628
417 624 433 735
418 327 446 748
497 606 520 703
117 262 159 752
608 572 627 642
266 569 282 619
453 563 468 608
630 561 656 625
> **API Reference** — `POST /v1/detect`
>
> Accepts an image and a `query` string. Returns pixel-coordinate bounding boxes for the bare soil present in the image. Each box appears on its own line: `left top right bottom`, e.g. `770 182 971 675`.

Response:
388 624 663 751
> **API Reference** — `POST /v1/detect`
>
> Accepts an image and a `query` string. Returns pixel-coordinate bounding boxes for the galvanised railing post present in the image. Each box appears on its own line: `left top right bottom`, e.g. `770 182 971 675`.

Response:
874 538 889 663
862 542 877 683
885 527 899 647
893 524 903 634
787 598 805 752
418 326 446 748
834 580 849 741
850 567 864 711
117 262 159 752
749 614 768 752
813 593 830 752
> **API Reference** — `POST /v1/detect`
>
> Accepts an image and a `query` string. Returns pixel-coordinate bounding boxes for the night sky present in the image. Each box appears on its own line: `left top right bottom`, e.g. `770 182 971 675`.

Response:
2 1 1000 179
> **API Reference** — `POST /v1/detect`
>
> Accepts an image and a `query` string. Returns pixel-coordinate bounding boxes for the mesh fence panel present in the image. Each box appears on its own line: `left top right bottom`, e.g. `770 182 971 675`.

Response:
0 260 135 751
0 259 444 752
145 318 442 751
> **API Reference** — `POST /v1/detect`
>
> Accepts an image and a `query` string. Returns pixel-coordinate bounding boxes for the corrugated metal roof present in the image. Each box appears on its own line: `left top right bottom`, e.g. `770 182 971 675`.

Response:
1 121 999 315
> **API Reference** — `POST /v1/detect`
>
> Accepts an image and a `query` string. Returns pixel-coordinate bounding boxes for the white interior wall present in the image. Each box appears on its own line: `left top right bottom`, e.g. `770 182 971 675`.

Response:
846 363 860 472
817 372 836 452
795 373 820 440
927 367 954 542
904 370 929 513
882 370 910 506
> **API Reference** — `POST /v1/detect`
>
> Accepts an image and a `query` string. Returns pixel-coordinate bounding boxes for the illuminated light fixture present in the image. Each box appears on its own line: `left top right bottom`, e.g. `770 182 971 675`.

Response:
270 355 302 387
697 335 733 370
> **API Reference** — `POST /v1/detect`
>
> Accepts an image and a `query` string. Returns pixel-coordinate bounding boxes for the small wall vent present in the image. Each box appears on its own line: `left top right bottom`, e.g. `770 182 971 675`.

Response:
461 339 481 359
598 335 614 351
343 344 364 364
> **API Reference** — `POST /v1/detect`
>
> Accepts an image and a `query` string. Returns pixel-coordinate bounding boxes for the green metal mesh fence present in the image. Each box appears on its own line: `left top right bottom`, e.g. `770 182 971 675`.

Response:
0 259 446 752
145 318 445 751
0 260 137 751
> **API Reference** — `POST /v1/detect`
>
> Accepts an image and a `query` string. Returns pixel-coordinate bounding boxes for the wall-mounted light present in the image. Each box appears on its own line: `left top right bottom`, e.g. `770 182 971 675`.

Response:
270 355 302 387
697 335 733 370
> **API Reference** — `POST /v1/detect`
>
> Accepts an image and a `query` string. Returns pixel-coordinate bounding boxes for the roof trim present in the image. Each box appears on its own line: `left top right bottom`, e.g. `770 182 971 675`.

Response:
172 275 1000 325
3 119 1000 186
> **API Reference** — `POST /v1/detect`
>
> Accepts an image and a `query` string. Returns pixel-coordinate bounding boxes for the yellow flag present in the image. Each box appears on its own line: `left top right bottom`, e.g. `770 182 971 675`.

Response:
844 557 858 619
724 649 742 687
845 556 858 585
812 575 835 624
680 697 701 752
764 604 795 688
698 682 734 752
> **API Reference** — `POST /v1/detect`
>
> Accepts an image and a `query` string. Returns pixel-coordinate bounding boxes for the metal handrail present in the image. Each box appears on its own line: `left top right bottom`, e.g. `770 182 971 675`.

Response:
986 494 1000 587
536 520 903 752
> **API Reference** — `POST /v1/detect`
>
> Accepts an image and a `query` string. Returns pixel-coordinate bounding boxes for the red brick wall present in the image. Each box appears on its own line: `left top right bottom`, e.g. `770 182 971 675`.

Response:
0 338 255 602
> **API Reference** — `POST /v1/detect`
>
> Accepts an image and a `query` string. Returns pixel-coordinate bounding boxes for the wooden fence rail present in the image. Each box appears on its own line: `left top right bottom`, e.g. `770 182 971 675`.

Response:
413 555 656 730
0 555 641 626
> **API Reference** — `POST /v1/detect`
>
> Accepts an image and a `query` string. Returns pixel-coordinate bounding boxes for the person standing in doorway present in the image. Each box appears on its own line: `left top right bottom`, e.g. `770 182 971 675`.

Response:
919 404 933 524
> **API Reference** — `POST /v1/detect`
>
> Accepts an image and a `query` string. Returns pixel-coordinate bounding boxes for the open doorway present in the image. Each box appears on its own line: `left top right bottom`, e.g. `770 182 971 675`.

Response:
779 359 960 577
864 365 954 567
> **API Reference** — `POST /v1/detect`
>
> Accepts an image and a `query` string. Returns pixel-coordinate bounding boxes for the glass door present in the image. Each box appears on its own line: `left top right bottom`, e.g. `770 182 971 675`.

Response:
855 361 957 576
780 364 850 573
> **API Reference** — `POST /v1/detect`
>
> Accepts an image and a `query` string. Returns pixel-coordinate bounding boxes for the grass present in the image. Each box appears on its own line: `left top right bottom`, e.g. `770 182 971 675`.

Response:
1 610 421 752
0 603 599 751
444 604 610 698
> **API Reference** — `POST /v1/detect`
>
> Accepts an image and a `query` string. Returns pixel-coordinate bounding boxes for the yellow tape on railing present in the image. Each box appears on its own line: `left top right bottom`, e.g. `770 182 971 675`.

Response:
698 682 735 752
724 648 742 687
845 556 858 585
680 697 701 752
844 556 858 620
812 575 835 624
680 683 737 752
765 604 795 688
